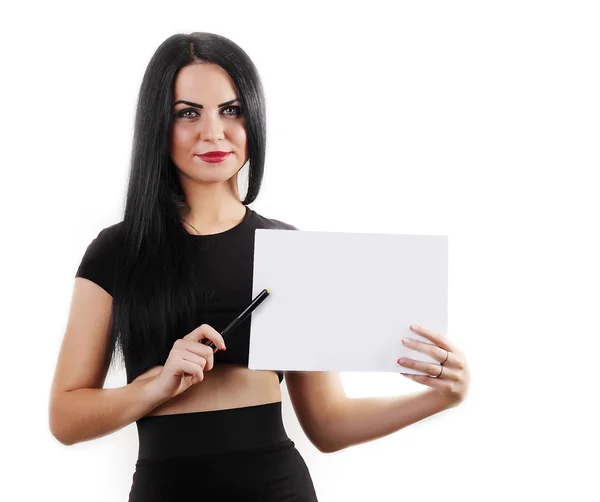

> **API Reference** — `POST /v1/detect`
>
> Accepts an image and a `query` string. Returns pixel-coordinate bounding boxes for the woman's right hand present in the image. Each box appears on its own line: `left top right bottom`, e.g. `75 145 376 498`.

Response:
148 324 226 400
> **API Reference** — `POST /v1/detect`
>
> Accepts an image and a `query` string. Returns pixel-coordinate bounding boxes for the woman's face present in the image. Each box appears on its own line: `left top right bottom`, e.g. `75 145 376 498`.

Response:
170 63 248 190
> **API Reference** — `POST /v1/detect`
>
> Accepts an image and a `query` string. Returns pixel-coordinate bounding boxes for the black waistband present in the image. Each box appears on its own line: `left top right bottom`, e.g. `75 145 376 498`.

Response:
135 401 290 461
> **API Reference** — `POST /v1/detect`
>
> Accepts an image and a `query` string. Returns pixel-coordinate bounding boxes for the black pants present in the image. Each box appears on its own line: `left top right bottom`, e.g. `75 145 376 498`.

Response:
128 401 318 501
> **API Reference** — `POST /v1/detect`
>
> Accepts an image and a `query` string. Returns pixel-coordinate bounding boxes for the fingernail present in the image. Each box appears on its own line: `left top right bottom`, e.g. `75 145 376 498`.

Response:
402 338 410 345
398 358 406 365
410 325 419 331
222 345 227 351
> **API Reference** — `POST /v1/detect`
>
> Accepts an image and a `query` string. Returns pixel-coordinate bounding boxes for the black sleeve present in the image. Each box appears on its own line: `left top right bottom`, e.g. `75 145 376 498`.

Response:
270 219 299 231
75 227 119 296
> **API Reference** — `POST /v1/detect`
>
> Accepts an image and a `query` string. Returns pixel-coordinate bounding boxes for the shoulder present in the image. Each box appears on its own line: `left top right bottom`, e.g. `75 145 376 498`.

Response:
99 220 125 241
84 221 125 255
75 221 125 296
250 209 299 231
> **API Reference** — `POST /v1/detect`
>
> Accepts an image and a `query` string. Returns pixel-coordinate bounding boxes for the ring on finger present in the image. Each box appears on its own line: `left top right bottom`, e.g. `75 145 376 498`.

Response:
427 363 442 377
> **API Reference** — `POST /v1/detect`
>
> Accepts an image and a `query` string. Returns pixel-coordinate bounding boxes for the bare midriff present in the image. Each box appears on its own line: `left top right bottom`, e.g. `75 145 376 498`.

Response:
145 364 282 416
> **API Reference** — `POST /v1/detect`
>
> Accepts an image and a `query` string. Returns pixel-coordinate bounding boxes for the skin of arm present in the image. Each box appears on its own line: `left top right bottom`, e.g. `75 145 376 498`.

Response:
286 325 469 453
49 369 170 446
286 371 459 454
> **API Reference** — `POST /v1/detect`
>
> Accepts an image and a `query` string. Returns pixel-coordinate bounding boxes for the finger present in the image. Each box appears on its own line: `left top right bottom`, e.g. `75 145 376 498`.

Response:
442 350 466 370
181 339 216 361
401 373 448 391
397 357 442 377
179 359 204 383
436 366 461 381
404 335 463 371
187 324 226 350
402 337 448 363
403 364 461 383
409 325 458 353
180 351 209 371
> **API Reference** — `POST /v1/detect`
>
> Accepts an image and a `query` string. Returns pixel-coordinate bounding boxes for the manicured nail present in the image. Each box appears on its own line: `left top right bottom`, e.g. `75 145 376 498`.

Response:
402 338 410 345
398 358 406 365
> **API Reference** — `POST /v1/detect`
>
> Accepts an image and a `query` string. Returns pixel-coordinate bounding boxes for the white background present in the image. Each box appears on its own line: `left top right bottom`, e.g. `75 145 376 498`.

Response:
2 1 598 500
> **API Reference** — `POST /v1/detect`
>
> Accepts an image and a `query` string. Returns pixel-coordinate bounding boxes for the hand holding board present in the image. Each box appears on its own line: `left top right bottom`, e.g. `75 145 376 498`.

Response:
249 229 448 376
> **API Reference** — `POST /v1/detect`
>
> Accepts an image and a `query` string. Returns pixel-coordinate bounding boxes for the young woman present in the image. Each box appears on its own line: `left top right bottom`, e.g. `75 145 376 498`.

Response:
49 32 470 501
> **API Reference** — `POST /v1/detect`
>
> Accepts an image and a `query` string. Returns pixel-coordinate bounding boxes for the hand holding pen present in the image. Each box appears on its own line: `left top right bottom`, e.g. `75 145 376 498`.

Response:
200 288 271 350
134 289 271 401
139 324 227 401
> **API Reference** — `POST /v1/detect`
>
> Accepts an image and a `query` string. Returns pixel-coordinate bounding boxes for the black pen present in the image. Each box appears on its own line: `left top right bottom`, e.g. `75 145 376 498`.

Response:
201 288 271 350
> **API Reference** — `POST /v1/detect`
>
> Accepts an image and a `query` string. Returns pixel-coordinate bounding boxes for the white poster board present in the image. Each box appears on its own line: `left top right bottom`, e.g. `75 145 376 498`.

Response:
249 229 448 376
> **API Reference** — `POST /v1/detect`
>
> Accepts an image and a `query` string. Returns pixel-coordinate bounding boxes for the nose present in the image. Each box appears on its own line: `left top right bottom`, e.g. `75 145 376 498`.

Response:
199 112 225 142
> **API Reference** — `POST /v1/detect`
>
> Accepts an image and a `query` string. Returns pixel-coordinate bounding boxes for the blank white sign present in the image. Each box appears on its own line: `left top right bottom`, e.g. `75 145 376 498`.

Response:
248 229 448 376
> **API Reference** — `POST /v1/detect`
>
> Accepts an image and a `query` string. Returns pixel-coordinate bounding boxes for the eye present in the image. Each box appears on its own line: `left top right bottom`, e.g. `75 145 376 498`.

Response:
177 108 199 119
222 106 242 116
175 106 242 119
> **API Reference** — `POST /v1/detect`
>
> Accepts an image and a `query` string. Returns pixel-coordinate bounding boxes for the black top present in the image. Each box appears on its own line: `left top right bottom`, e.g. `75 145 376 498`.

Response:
74 206 297 384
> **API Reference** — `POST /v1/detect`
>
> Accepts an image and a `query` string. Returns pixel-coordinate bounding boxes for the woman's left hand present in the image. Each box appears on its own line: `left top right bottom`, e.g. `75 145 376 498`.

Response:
397 325 470 408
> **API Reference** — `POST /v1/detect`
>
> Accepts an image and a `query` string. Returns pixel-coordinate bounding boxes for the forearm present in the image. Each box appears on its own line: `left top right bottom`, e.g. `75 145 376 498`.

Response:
323 388 451 453
49 379 170 446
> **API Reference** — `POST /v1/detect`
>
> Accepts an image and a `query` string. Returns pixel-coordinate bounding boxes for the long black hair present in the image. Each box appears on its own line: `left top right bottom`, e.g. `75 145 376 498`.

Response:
104 32 267 383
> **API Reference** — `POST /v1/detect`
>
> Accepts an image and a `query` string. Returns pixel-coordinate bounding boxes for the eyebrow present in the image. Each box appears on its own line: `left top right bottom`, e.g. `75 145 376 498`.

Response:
173 98 240 108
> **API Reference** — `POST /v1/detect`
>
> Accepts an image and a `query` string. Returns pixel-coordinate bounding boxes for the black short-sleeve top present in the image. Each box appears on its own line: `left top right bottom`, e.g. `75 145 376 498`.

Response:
75 206 297 384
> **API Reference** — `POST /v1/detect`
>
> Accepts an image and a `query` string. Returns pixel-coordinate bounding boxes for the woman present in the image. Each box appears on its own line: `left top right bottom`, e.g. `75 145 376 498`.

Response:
49 32 470 501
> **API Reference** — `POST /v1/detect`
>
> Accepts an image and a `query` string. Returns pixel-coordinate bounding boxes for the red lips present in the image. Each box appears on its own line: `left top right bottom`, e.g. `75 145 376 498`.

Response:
198 150 229 156
196 151 231 163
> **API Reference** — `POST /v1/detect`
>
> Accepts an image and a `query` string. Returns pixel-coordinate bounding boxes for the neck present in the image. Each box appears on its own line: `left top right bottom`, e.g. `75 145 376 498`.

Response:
182 198 246 235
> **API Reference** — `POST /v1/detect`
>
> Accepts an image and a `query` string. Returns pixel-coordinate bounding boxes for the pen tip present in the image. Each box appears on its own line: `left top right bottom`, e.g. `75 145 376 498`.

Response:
266 288 271 293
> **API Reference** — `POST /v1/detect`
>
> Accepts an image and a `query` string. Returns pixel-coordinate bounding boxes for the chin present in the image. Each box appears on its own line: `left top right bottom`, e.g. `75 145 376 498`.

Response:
198 170 238 182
